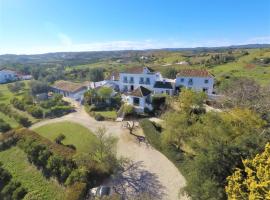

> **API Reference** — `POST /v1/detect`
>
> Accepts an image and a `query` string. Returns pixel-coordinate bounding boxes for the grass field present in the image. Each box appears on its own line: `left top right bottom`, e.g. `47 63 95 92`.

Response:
0 146 66 200
211 49 270 85
95 110 117 120
34 121 97 153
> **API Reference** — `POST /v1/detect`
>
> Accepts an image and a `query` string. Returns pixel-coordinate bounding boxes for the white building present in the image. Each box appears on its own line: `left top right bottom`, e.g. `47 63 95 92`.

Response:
175 69 214 95
118 67 163 92
123 86 153 113
0 69 18 83
51 80 87 102
153 80 175 95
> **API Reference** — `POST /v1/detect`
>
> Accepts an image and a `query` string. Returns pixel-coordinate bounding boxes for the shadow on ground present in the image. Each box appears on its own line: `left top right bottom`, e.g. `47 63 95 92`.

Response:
111 160 167 200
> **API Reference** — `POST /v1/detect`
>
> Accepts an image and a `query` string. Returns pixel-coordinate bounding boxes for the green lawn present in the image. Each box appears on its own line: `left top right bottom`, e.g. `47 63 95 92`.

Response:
95 110 117 120
0 146 66 200
33 121 97 153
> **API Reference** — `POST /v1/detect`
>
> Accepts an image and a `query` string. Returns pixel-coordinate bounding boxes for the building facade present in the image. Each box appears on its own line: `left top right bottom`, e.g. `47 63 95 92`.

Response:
118 67 163 92
175 69 214 94
51 80 87 102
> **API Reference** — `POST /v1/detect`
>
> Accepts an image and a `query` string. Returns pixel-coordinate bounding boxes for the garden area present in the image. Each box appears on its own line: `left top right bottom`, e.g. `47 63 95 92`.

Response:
0 80 74 133
0 124 120 200
84 87 120 121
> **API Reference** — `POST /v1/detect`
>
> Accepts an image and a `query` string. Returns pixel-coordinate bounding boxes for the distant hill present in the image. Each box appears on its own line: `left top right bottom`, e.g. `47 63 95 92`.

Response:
0 44 269 67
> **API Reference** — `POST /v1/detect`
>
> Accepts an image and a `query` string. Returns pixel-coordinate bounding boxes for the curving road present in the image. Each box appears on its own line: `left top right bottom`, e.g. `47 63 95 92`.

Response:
31 104 189 200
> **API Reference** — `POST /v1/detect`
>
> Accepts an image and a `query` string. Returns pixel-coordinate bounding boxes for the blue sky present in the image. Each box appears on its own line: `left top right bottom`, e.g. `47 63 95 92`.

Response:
0 0 269 54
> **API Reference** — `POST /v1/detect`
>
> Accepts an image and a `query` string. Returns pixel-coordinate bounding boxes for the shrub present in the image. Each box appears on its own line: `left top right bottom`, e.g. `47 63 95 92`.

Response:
45 106 73 118
26 105 43 118
17 116 31 127
95 114 104 121
11 98 25 111
0 119 11 132
65 182 87 200
54 134 66 144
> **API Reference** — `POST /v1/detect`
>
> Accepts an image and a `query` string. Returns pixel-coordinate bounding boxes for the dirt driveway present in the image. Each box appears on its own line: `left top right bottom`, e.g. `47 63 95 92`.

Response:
31 105 188 200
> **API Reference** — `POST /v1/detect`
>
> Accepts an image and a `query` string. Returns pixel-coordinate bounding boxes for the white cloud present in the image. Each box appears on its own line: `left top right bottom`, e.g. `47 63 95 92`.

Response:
57 33 72 46
1 36 270 55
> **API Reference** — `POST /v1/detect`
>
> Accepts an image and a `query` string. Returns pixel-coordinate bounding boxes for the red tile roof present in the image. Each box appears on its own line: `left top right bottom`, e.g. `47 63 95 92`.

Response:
177 69 213 77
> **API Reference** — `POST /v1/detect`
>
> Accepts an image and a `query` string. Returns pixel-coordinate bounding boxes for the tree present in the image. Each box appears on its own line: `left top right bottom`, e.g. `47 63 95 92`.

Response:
226 143 270 200
29 81 49 95
97 87 113 103
162 67 178 79
89 68 104 82
178 88 207 113
219 78 270 111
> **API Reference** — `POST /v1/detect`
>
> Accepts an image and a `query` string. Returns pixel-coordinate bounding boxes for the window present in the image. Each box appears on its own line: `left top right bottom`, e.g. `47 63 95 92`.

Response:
130 77 134 83
181 78 184 82
204 79 209 84
133 97 140 106
203 88 208 93
166 90 170 95
123 76 128 83
145 78 150 84
139 77 144 84
123 85 128 91
188 79 193 85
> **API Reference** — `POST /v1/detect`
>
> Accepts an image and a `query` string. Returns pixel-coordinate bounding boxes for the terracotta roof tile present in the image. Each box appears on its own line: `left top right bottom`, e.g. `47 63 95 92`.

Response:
177 69 213 77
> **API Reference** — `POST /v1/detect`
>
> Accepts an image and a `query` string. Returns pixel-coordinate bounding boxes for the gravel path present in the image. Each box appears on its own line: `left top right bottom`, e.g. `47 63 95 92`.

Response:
31 105 188 200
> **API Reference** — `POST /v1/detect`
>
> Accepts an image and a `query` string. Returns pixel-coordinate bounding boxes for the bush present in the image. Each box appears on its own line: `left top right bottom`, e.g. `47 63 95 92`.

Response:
17 116 31 127
11 98 25 111
45 106 73 118
26 105 43 118
95 114 104 121
139 119 162 150
0 119 11 132
65 182 87 200
55 134 66 144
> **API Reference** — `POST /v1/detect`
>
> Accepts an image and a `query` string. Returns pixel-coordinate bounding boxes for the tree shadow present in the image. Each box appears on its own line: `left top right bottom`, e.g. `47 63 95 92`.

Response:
112 160 167 199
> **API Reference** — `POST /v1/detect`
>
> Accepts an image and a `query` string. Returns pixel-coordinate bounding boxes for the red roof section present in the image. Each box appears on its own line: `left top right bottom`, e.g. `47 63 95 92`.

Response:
177 69 213 77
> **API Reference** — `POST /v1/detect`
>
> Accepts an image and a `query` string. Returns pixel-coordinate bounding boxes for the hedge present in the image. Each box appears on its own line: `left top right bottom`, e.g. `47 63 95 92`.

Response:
139 119 162 151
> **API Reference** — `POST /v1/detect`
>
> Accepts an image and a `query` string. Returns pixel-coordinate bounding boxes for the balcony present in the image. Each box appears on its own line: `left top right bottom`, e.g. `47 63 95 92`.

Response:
129 80 134 83
123 79 128 83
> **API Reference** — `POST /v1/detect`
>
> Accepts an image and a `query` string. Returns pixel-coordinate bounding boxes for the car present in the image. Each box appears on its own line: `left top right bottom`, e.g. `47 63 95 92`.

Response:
90 186 112 197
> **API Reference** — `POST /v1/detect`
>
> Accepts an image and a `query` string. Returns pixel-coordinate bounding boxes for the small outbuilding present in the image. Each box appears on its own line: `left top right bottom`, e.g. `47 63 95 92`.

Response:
51 80 87 102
